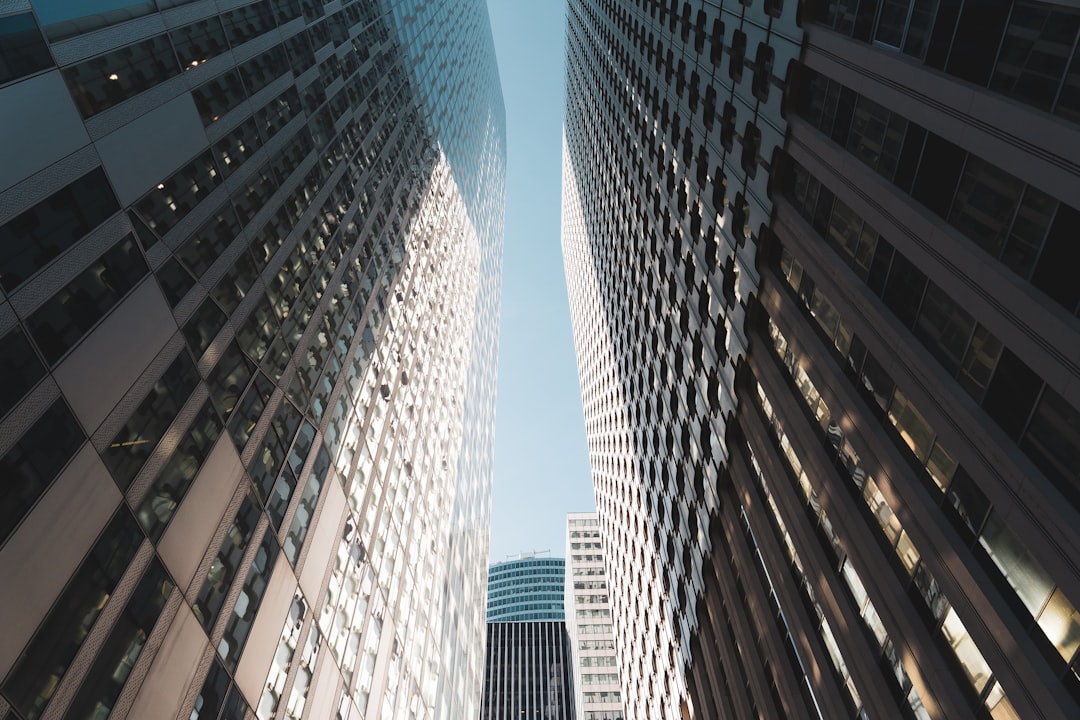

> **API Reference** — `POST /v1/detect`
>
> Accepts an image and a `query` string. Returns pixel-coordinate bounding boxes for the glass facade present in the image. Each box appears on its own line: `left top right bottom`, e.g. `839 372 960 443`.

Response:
0 2 504 720
562 1 1080 719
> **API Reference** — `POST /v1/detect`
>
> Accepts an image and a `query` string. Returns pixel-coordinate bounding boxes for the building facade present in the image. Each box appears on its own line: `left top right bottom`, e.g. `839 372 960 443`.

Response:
487 555 567 622
0 1 504 719
480 621 576 720
565 513 624 720
563 1 1080 719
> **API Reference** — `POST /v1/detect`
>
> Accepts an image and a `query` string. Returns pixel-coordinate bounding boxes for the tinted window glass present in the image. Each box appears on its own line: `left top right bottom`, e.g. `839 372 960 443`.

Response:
65 558 174 719
0 13 53 85
102 350 200 489
64 34 180 117
1031 203 1080 314
136 399 223 540
26 235 148 364
177 205 242 277
222 1 277 46
156 257 198 307
192 69 248 126
1021 387 1080 499
190 659 230 720
2 510 142 720
219 527 279 669
913 282 975 376
0 168 120 292
948 156 1024 258
134 151 222 236
0 326 47 419
982 348 1042 440
183 298 228 357
0 400 85 543
882 251 928 329
171 16 229 71
194 494 261 629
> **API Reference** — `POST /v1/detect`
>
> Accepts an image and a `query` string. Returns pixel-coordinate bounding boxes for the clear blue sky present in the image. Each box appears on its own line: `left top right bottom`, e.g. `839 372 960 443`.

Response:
486 0 594 563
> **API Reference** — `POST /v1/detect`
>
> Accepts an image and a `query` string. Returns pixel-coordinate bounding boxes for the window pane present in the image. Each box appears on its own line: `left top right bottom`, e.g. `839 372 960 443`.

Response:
979 513 1054 616
913 281 975 376
0 326 47 419
0 400 85 544
0 13 53 85
0 168 120 292
948 156 1024 259
1020 386 1080 498
64 34 180 117
1037 588 1080 662
171 16 229 71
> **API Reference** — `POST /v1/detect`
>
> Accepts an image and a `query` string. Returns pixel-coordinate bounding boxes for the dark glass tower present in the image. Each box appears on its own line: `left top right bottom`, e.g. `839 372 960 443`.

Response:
562 1 1080 719
481 558 575 719
0 1 504 719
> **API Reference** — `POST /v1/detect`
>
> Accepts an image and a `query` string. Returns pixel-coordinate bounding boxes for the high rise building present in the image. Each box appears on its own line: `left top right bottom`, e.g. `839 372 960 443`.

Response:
562 1 1080 720
487 555 567 622
0 1 504 719
481 557 575 719
565 513 624 720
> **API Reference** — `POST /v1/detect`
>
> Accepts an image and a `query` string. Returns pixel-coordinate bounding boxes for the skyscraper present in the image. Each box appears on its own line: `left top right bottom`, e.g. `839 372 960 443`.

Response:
481 556 575 719
0 1 504 719
487 555 567 622
565 513 624 720
563 1 1080 719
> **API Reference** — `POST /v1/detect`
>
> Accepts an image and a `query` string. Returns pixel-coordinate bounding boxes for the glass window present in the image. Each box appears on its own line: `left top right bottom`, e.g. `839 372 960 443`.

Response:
177 205 242 277
219 527 280 669
944 467 990 540
64 34 180 117
1036 588 1080 662
882 248 928 328
155 257 197 308
171 16 229 71
0 400 85 544
990 3 1080 112
982 348 1042 440
1020 386 1080 497
183 298 227 357
1057 40 1080 123
284 445 329 564
1002 185 1056 278
948 156 1024 259
212 250 261 313
979 513 1054 616
190 658 230 720
0 13 53 85
222 0 277 47
192 69 248 126
859 351 894 413
0 168 120 292
941 607 992 693
136 399 222 540
847 95 908 180
913 281 975 376
65 558 174 719
2 510 142 720
194 494 261 629
207 343 255 422
0 326 47 420
227 370 275 449
102 350 200 489
957 324 1002 402
214 118 264 178
26 235 148 364
238 44 291 97
135 151 222 236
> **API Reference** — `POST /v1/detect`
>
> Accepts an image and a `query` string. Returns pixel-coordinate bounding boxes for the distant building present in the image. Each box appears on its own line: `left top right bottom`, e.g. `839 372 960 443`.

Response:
487 555 567 621
481 555 575 719
565 513 624 720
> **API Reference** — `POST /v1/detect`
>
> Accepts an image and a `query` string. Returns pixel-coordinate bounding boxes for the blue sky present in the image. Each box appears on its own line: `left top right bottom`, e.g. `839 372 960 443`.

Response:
486 0 594 562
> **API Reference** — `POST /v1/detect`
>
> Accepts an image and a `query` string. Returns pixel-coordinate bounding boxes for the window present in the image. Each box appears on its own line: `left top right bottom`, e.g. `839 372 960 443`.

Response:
0 326 47 419
194 495 262 630
102 350 200 489
170 16 229 71
192 70 248 126
221 0 277 46
136 399 223 540
873 0 937 59
156 257 197 308
1020 386 1080 496
238 44 291 96
913 282 975 376
0 13 53 85
2 510 142 720
135 151 223 236
0 168 120 292
0 400 85 544
847 94 908 181
64 34 180 117
27 235 148 365
66 558 174 718
219 527 280 669
991 3 1080 113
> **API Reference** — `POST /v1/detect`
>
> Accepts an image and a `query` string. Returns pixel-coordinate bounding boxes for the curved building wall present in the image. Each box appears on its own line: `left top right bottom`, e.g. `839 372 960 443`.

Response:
487 557 567 622
0 1 504 720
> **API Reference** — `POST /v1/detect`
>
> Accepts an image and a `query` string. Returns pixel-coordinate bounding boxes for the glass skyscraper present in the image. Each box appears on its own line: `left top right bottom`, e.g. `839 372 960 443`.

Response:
481 556 575 719
0 1 504 719
563 1 1080 719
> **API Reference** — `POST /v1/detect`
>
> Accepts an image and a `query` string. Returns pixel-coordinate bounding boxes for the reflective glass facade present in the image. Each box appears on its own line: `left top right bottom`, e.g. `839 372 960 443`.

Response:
562 1 1080 719
487 556 567 622
0 1 504 719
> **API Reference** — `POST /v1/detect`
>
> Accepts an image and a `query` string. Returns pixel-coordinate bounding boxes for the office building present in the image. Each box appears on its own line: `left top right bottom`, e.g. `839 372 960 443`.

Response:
487 555 567 622
0 1 504 719
481 557 575 719
565 513 624 720
562 1 1080 719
